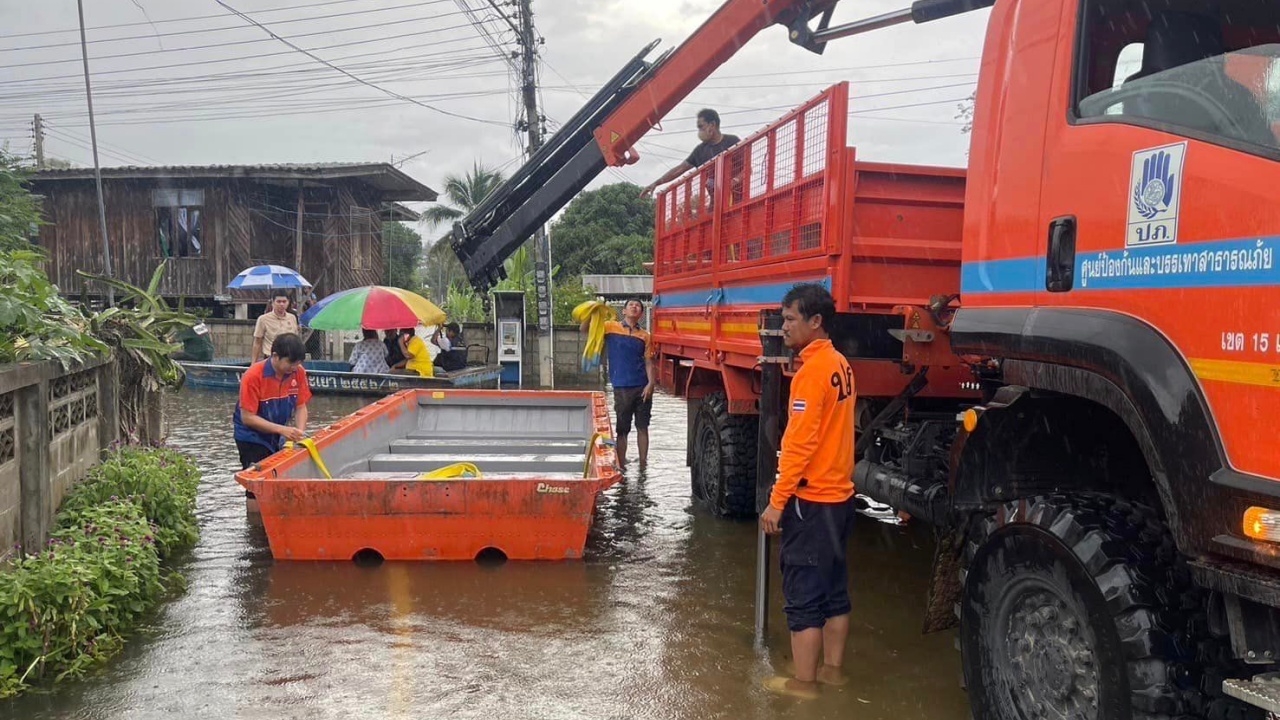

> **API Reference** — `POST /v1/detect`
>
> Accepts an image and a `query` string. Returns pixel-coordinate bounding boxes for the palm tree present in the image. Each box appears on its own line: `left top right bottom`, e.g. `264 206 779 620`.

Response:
419 163 507 302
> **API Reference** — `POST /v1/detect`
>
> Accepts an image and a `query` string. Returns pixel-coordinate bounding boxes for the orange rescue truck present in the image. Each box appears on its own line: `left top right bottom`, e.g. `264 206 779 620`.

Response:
447 0 1280 716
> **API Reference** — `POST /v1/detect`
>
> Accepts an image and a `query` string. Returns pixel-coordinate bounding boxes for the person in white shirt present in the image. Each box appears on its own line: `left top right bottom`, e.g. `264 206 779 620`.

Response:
348 329 390 375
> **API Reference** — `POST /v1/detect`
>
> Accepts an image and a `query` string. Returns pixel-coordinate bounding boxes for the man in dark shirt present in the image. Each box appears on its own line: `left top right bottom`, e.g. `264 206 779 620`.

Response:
640 108 741 199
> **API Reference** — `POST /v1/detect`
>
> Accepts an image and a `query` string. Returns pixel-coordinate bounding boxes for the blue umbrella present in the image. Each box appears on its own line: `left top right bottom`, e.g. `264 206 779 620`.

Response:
227 264 312 290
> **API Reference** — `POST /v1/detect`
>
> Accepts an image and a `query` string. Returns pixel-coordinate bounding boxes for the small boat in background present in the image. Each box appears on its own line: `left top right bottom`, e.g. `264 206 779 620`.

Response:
235 389 622 561
179 359 502 396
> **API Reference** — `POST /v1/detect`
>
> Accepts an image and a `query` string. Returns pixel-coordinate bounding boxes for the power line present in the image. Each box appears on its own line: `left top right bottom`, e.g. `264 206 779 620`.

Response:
2 23 495 85
0 0 365 40
0 0 460 53
5 12 481 70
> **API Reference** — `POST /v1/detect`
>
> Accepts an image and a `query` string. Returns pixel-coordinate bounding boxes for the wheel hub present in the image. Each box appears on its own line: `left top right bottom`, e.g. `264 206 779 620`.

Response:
999 586 1099 719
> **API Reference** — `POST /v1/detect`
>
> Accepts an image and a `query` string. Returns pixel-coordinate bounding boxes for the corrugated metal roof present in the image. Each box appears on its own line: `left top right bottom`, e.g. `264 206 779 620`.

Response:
31 162 437 202
582 274 653 297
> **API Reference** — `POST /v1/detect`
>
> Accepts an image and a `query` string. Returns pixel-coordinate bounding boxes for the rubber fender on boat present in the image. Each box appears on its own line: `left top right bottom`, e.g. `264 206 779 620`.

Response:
285 437 333 479
418 462 482 480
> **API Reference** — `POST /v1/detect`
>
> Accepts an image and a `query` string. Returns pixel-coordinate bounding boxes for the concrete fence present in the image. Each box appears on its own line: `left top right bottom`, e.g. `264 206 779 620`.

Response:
0 356 120 563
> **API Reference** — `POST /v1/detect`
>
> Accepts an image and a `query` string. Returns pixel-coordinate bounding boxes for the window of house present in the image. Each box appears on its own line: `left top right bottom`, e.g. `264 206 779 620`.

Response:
350 206 372 270
1074 2 1280 155
153 188 204 258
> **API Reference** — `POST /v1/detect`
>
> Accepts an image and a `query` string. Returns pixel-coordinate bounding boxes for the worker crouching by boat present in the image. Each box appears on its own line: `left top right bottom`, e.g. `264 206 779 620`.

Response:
759 284 857 701
233 333 312 469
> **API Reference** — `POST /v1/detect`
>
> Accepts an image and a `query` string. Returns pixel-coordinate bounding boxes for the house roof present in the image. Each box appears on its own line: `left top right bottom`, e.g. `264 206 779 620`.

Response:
31 162 437 202
582 274 653 298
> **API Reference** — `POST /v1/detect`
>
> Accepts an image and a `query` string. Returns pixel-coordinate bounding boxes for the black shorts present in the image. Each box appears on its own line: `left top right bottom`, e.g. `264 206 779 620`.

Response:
780 496 856 632
613 386 652 436
237 440 275 470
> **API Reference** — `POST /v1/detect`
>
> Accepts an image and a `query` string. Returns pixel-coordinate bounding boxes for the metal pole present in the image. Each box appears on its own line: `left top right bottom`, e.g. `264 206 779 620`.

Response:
754 309 786 641
33 114 44 170
517 0 554 388
76 0 113 306
809 8 914 43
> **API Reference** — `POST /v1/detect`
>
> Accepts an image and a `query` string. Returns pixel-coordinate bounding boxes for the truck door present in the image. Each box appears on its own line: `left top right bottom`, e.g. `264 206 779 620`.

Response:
1035 0 1280 481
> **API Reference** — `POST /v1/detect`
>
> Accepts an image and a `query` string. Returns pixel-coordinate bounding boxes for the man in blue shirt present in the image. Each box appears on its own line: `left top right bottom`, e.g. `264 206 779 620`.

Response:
233 332 311 469
591 299 656 468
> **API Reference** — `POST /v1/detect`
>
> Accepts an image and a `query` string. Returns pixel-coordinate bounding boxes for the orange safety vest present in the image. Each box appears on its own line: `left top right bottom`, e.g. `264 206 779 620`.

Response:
770 338 856 510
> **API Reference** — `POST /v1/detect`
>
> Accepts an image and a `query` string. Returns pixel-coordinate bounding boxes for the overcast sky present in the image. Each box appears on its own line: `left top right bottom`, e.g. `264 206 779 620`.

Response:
0 0 989 236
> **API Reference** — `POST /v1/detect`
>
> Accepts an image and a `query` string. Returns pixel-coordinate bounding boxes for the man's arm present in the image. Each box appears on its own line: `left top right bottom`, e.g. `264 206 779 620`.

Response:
241 409 304 442
250 337 263 362
641 161 693 199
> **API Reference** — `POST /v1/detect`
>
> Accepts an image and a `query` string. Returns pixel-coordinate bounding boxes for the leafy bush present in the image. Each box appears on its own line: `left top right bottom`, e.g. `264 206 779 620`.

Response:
59 446 201 558
0 445 201 698
0 501 161 697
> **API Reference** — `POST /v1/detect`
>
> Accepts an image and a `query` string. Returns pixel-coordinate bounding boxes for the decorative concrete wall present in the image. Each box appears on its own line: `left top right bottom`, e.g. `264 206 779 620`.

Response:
0 357 118 562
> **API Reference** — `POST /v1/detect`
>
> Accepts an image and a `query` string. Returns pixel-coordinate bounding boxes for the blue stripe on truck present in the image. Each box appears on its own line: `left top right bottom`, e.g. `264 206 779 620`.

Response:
654 276 831 309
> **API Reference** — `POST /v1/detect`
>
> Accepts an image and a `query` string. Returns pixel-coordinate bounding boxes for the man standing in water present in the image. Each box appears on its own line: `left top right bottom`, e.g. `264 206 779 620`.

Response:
760 284 856 700
587 299 656 468
234 332 311 469
250 292 300 362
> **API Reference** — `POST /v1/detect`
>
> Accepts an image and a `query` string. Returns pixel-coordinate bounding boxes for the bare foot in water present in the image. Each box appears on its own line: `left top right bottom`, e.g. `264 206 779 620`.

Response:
762 676 820 700
816 665 847 686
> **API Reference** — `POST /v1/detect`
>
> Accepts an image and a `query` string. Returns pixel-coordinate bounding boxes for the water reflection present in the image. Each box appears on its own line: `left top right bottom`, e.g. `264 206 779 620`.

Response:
0 389 968 720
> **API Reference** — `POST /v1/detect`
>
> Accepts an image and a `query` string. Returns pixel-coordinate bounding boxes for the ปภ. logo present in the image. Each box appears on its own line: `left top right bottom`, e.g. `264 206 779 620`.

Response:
1126 142 1187 248
1133 150 1176 220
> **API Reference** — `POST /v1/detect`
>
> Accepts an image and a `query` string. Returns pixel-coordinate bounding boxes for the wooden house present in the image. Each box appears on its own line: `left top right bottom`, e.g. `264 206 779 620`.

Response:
29 163 436 311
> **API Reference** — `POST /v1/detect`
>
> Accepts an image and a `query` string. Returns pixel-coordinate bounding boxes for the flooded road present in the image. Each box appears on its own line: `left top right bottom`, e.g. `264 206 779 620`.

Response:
3 389 968 720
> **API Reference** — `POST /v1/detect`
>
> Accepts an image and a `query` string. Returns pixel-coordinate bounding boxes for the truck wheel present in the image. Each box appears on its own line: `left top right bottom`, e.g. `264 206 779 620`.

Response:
690 392 756 518
959 493 1261 720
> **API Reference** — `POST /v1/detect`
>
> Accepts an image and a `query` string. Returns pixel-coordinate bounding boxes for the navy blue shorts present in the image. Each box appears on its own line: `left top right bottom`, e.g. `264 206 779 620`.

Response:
780 496 856 632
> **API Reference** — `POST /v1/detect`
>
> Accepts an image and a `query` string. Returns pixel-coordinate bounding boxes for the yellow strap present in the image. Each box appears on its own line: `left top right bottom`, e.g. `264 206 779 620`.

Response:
291 437 332 479
571 300 614 372
419 462 482 480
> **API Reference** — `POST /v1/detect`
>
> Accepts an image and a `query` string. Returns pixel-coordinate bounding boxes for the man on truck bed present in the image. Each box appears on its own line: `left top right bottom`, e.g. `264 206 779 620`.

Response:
640 109 740 199
759 284 856 700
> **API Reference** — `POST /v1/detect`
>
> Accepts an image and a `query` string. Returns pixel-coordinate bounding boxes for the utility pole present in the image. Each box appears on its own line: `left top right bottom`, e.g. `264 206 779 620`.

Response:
517 0 554 389
76 0 114 306
32 114 44 169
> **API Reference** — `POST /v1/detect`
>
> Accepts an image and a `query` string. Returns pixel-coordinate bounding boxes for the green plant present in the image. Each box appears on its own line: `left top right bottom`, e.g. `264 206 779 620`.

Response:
0 150 41 253
78 263 198 441
0 249 106 365
59 446 201 558
0 500 162 697
443 284 489 323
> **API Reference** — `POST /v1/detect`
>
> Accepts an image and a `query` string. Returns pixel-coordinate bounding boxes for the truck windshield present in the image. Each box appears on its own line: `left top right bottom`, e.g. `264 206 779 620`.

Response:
1079 45 1280 152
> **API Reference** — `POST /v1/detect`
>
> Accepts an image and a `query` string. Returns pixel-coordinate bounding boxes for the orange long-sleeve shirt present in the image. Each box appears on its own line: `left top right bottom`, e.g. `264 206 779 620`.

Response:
770 338 856 510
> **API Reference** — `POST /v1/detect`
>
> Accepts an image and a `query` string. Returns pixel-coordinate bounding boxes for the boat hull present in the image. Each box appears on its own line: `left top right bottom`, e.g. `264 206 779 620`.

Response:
235 389 621 561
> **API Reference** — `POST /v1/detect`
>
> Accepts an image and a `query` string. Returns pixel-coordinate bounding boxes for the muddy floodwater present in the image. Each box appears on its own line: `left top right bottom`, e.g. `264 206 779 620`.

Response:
3 389 969 720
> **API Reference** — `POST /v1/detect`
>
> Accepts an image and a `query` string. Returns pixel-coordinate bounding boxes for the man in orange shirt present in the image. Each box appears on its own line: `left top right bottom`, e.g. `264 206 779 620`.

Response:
760 284 856 700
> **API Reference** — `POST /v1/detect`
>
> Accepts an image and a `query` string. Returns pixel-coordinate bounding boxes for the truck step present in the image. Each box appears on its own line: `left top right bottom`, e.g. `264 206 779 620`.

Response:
1223 673 1280 713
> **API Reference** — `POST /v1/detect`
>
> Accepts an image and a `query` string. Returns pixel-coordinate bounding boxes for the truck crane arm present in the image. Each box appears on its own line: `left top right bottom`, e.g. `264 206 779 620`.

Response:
447 0 993 290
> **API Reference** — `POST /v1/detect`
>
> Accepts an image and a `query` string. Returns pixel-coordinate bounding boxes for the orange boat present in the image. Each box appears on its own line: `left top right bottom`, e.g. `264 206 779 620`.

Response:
234 389 622 561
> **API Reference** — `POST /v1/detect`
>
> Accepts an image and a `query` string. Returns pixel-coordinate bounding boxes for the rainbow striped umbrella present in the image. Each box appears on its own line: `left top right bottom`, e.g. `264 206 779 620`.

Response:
300 285 446 331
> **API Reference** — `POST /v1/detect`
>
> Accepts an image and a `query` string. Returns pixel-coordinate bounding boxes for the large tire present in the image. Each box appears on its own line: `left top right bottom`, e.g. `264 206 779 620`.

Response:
960 493 1262 720
690 392 757 518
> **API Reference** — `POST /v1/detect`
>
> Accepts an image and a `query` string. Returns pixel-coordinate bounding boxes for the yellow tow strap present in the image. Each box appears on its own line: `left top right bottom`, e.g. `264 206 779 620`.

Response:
285 437 333 479
418 462 482 480
572 300 615 372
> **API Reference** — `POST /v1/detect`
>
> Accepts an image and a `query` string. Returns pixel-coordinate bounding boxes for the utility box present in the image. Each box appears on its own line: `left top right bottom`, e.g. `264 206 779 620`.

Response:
492 290 525 387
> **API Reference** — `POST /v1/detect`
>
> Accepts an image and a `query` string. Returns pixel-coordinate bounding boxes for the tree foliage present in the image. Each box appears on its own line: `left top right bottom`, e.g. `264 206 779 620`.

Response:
0 151 41 253
383 221 423 291
420 163 507 302
549 182 654 278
